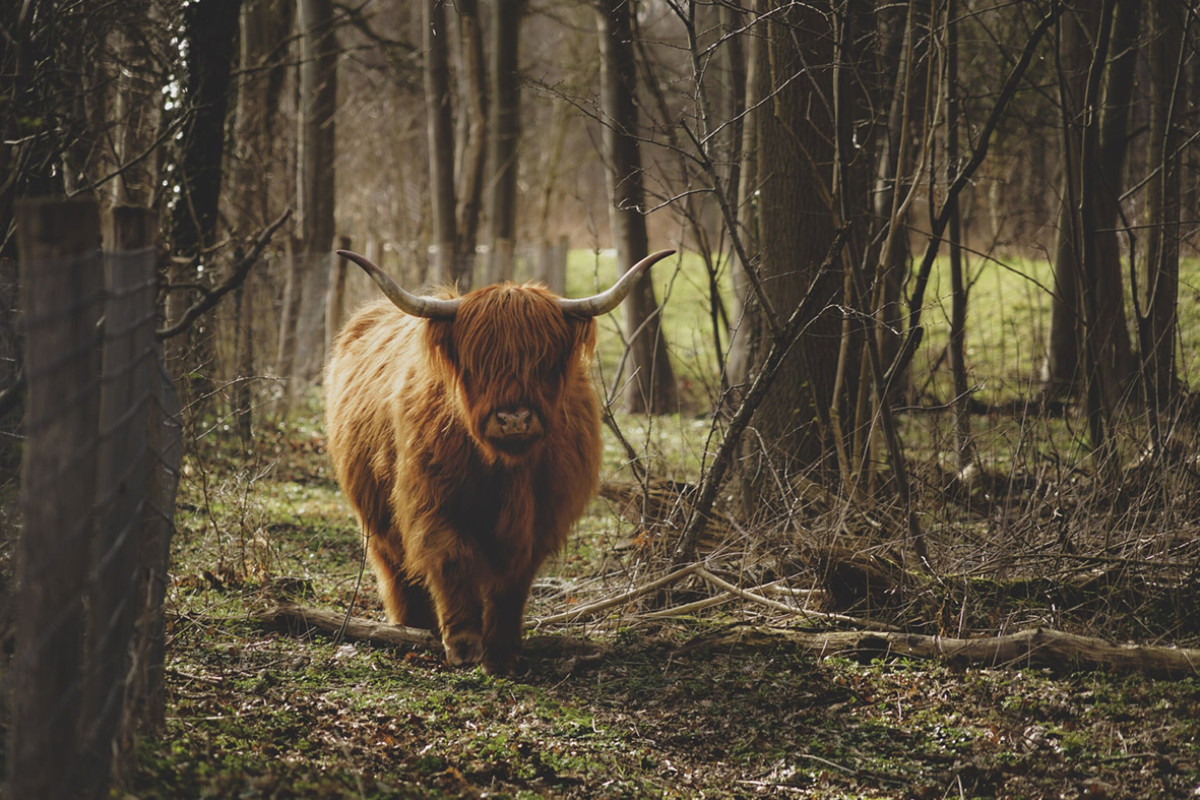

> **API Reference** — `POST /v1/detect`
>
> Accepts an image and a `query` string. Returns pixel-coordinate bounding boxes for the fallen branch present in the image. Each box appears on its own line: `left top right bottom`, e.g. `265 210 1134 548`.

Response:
527 564 699 628
256 602 608 663
257 602 438 647
694 567 906 632
681 625 1200 679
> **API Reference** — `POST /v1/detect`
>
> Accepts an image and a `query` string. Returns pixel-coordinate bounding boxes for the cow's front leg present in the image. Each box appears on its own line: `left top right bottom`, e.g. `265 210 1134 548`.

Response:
425 557 485 667
482 573 534 675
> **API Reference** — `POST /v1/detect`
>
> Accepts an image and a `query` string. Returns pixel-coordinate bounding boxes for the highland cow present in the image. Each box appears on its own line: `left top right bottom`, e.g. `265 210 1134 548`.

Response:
325 249 673 674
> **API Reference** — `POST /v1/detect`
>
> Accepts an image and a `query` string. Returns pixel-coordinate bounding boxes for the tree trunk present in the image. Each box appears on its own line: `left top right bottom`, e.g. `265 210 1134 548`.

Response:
1091 0 1138 398
1138 0 1187 445
597 0 678 415
455 0 488 288
288 0 338 403
486 0 524 284
230 0 292 437
110 0 164 209
1043 1 1133 403
873 0 927 407
737 0 843 519
1043 5 1094 397
724 4 762 399
944 0 974 475
167 0 243 400
425 0 459 288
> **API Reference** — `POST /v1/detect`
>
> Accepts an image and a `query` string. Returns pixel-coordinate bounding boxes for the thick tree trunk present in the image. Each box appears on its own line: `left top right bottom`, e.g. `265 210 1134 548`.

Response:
167 0 243 399
597 0 678 415
737 0 843 518
1043 1 1134 404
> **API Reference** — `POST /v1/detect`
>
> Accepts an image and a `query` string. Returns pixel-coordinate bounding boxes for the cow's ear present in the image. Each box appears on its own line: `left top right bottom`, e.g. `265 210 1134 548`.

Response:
569 317 597 361
426 318 458 370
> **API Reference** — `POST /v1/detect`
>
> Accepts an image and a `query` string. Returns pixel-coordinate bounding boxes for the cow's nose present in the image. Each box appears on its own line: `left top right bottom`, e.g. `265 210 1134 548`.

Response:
495 408 533 435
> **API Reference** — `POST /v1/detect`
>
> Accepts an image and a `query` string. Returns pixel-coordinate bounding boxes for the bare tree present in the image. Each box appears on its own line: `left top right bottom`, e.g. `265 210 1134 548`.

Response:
736 0 845 518
425 0 459 287
280 0 338 406
486 0 524 283
166 0 244 402
1137 0 1190 449
1043 1 1134 407
455 0 489 288
597 0 678 415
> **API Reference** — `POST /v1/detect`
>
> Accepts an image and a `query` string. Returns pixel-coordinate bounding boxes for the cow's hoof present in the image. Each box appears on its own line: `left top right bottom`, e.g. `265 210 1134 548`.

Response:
482 651 518 676
444 632 484 666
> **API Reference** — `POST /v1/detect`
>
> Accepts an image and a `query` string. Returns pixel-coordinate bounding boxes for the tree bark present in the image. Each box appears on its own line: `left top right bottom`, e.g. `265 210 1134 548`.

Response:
230 0 292 438
425 0 459 287
1043 4 1095 397
288 0 338 401
737 0 844 518
597 0 678 415
1137 0 1187 444
725 3 762 400
1043 1 1134 404
167 0 243 399
944 0 974 475
455 0 488 289
486 0 524 284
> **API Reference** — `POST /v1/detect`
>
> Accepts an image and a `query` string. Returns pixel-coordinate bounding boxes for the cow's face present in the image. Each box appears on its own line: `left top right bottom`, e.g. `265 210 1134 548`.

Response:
430 284 595 464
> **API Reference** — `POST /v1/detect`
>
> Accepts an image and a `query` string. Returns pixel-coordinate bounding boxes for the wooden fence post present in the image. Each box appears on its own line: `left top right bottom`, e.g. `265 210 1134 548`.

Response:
9 197 103 800
77 205 160 791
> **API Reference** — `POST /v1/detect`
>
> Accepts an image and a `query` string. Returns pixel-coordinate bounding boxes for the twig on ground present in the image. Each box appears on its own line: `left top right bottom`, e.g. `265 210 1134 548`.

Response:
694 567 907 632
528 564 700 628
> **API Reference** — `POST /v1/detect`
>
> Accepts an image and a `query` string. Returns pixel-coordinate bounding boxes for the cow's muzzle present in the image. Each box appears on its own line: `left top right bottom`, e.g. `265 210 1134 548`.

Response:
484 406 545 454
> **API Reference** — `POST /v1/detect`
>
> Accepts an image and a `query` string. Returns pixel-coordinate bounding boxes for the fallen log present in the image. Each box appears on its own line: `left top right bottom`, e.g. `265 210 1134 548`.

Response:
682 625 1200 679
256 602 438 648
256 603 1200 678
255 602 608 664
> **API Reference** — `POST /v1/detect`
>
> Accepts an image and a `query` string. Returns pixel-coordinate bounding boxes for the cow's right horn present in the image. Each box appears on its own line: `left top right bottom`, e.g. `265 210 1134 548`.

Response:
336 250 461 319
556 249 676 318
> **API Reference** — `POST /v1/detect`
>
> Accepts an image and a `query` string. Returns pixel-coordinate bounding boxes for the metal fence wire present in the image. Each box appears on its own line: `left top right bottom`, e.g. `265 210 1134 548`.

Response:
2 199 182 800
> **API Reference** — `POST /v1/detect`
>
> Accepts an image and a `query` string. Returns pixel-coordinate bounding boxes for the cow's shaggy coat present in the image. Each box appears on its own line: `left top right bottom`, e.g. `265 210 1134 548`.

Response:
325 283 603 674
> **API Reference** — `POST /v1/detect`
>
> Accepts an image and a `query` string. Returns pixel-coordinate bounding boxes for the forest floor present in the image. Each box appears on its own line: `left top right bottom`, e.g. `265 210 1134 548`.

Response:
126 414 1200 800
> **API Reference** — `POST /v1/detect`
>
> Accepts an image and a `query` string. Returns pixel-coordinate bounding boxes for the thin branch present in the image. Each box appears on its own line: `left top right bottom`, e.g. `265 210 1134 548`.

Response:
156 208 292 340
527 565 700 628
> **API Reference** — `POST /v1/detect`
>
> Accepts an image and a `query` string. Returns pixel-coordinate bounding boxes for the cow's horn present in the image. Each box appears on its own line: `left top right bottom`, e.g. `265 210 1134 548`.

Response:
556 249 676 318
336 250 461 319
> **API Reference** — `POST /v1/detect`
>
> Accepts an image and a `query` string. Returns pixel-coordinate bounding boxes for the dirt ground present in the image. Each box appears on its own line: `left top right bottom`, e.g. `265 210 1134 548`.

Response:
129 604 1200 800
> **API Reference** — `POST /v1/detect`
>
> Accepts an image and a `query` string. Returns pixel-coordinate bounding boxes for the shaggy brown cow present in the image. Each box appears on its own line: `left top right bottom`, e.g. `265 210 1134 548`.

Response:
325 249 674 674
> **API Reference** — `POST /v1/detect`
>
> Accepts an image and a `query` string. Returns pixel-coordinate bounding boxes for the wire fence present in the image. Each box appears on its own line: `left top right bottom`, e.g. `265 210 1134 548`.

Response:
2 198 181 800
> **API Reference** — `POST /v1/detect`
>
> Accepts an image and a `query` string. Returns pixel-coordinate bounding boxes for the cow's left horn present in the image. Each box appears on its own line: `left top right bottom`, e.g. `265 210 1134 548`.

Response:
556 249 676 318
336 250 461 319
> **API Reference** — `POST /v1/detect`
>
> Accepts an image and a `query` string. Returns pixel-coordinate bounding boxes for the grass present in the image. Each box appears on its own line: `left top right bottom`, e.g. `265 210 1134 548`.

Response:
124 248 1200 798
